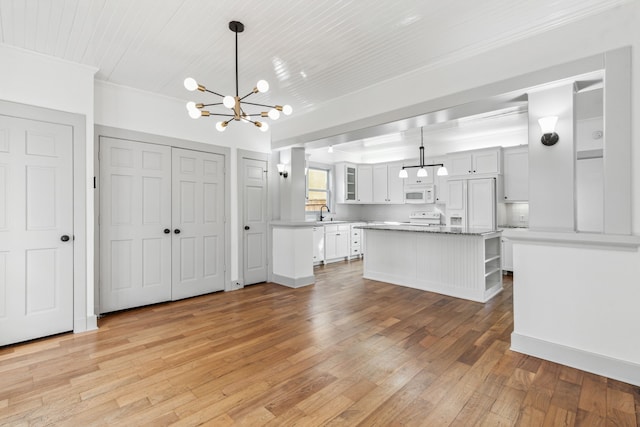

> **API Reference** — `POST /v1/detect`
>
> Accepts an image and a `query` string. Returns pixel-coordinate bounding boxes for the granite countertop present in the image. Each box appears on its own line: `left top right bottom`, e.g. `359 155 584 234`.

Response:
356 224 500 236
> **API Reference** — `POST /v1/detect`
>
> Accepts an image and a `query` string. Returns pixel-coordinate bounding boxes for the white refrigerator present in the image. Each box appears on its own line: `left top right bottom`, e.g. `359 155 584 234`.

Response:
446 178 496 229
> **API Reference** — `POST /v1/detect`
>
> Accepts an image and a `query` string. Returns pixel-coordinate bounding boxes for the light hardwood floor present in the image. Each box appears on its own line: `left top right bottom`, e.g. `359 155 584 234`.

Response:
1 260 639 426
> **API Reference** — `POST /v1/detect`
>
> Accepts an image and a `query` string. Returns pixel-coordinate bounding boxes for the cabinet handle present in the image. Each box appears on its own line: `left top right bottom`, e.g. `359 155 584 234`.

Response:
60 235 70 242
174 229 181 234
468 170 471 173
163 228 171 234
504 196 507 199
473 170 476 173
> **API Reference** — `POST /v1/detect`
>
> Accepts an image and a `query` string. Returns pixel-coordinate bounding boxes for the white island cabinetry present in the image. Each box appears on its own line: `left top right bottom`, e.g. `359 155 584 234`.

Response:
359 225 502 302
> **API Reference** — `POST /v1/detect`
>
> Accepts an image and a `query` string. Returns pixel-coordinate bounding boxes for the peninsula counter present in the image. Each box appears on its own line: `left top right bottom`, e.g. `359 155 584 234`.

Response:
357 224 502 302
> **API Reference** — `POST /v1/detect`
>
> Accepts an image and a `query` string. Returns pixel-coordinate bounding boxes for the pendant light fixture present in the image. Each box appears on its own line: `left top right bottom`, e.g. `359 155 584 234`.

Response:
399 127 448 178
184 21 292 132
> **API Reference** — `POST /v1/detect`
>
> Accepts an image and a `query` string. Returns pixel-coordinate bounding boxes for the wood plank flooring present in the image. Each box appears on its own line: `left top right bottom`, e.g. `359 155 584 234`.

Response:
1 259 639 426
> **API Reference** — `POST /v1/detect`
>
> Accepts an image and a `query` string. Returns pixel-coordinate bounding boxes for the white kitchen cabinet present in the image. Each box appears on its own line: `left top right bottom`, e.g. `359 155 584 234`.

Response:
373 163 404 203
447 179 465 211
404 165 434 185
335 163 357 203
312 226 325 264
502 146 529 202
448 148 502 177
357 165 373 203
350 223 365 258
324 224 350 262
501 238 513 272
433 157 448 204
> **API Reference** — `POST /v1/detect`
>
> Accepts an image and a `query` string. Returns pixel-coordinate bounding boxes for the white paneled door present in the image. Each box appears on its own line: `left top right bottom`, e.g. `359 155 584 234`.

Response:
0 115 74 346
100 138 172 313
241 158 268 285
171 148 225 299
100 141 225 312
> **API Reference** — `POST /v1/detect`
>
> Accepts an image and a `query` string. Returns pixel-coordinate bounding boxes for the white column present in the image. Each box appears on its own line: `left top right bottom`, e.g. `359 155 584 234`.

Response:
527 83 575 231
278 147 306 222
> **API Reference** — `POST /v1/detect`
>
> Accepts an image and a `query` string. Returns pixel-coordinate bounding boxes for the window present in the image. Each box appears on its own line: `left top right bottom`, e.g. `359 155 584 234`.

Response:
306 167 330 212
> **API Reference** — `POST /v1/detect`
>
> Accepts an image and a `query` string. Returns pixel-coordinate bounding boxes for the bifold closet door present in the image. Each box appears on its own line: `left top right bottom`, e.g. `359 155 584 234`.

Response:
171 148 225 299
99 138 172 313
0 115 74 346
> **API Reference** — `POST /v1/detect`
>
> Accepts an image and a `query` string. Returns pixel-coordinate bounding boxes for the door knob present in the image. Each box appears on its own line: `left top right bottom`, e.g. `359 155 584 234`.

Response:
164 228 171 234
60 235 70 242
244 226 250 230
174 229 181 234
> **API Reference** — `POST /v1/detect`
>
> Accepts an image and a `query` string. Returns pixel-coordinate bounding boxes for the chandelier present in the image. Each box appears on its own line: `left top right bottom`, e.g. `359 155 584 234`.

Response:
399 127 448 178
184 21 292 132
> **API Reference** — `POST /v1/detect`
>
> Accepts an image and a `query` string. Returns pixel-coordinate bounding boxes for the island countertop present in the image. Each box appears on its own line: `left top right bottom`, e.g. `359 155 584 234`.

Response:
356 224 500 236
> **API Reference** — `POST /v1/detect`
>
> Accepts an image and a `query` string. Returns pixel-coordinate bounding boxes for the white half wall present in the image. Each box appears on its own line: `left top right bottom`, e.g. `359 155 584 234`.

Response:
511 240 640 385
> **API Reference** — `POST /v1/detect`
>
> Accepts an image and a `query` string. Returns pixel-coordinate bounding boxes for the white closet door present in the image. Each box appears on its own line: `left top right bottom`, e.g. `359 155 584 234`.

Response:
171 148 225 300
99 138 172 313
0 115 73 346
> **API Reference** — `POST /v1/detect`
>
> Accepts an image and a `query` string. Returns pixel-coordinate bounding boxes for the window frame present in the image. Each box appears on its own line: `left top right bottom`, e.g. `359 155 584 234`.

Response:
305 166 331 213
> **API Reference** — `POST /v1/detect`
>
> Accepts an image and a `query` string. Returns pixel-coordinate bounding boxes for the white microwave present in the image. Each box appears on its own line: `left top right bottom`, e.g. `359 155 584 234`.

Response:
404 185 435 204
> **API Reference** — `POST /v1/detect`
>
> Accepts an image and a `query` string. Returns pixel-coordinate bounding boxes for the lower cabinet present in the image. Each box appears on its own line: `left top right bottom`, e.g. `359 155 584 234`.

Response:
325 224 350 262
313 226 325 264
350 222 366 258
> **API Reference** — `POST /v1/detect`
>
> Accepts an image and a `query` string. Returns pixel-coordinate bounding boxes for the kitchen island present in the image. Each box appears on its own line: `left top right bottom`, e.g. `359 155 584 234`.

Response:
357 224 502 302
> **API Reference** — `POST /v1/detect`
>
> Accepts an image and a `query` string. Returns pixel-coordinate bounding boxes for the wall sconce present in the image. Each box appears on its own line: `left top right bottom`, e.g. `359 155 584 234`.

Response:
277 163 288 178
538 116 559 146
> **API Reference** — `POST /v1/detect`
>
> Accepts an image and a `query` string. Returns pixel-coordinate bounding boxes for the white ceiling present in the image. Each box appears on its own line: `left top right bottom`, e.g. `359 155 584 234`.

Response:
0 0 614 163
0 0 628 118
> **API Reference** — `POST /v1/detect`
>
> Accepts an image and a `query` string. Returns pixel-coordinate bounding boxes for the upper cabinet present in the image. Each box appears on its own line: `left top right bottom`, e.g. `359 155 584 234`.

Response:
448 148 502 177
502 146 529 202
373 163 404 203
356 165 373 203
403 165 434 185
335 163 357 203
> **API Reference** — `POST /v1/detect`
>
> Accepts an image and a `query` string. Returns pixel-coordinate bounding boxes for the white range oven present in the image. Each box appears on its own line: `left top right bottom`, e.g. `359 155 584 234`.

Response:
409 211 442 225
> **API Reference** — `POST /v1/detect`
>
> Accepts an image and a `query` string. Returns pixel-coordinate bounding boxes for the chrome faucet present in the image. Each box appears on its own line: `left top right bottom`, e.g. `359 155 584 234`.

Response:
320 205 330 222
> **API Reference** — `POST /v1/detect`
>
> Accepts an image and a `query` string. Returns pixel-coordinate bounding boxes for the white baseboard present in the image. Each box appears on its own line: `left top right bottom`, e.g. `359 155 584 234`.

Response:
272 274 315 288
74 315 98 333
511 332 640 387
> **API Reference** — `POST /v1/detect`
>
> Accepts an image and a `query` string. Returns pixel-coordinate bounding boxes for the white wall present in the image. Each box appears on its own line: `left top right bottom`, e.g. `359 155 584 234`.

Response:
94 81 272 282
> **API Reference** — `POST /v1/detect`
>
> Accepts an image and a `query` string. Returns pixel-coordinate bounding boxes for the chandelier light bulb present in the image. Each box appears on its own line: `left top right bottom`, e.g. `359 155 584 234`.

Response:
256 80 269 93
260 122 269 132
186 101 196 111
188 108 202 119
282 105 293 115
268 108 280 120
328 146 334 153
184 77 198 91
223 96 235 109
417 167 428 177
215 121 227 132
398 169 408 179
